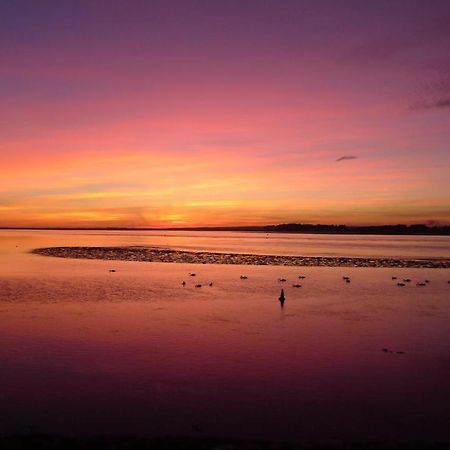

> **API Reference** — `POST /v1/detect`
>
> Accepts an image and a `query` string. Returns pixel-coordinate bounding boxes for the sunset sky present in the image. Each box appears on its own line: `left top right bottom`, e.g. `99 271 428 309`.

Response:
1 0 449 227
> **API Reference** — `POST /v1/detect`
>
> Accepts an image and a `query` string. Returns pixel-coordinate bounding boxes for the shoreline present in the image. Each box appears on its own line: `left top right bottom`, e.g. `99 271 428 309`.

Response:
31 246 450 269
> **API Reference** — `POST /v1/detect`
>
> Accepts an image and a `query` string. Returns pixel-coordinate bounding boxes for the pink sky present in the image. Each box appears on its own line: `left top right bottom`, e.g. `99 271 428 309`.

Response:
1 1 449 227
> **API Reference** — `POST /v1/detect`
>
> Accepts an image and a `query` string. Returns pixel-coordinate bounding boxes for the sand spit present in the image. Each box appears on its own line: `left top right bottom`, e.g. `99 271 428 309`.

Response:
31 246 450 268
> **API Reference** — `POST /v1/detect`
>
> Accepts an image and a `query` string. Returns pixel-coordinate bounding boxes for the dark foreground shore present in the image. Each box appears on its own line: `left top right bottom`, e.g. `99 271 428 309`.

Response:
32 246 450 268
1 434 448 450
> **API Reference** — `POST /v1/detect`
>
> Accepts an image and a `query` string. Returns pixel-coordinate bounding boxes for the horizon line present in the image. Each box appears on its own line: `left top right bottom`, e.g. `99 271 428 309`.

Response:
1 222 449 234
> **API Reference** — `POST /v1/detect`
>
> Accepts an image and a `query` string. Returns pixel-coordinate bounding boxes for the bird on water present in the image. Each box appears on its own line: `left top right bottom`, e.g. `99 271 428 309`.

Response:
279 288 285 307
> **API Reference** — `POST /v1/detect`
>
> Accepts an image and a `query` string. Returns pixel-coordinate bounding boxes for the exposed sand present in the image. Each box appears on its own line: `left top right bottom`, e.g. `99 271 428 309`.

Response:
32 246 450 268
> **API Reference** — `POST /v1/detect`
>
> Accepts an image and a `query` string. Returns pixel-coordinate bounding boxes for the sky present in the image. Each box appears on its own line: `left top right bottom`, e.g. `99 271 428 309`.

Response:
0 0 449 227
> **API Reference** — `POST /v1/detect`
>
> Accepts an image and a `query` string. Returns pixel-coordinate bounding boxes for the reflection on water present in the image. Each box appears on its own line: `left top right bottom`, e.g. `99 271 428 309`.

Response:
1 229 450 259
0 230 449 441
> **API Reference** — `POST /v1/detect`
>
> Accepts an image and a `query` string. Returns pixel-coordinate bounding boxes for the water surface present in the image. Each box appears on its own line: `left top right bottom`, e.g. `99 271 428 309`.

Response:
0 230 449 442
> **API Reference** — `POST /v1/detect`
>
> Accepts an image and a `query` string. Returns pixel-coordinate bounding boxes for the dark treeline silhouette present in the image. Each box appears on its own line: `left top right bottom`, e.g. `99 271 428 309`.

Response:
162 223 450 235
2 223 449 235
258 223 450 235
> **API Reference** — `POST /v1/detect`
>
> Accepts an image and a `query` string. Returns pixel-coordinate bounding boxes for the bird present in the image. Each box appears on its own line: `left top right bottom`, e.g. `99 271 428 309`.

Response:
292 284 302 288
392 276 397 280
279 289 285 306
278 278 287 282
299 276 306 279
397 282 405 287
209 282 213 287
189 273 196 277
416 282 426 287
403 279 411 283
195 284 202 288
182 281 186 286
109 269 116 273
240 275 248 279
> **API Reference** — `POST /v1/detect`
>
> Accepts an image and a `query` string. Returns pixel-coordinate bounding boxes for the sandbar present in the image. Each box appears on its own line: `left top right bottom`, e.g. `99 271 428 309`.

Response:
31 246 450 268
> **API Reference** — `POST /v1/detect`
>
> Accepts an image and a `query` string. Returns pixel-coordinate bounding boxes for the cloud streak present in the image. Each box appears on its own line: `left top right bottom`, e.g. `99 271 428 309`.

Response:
411 97 450 110
435 98 450 108
336 156 358 162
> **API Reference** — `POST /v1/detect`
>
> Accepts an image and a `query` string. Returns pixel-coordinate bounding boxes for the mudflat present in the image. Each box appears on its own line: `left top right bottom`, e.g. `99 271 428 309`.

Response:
32 246 450 268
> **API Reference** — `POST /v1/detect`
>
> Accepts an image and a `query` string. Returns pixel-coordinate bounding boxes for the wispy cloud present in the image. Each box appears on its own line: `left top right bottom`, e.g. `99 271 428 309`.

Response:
336 156 358 162
410 66 450 111
411 97 450 110
340 13 450 67
435 98 450 108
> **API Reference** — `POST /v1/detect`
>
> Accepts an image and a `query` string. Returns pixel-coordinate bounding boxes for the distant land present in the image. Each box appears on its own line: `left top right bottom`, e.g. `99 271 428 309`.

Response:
1 223 450 235
169 223 450 235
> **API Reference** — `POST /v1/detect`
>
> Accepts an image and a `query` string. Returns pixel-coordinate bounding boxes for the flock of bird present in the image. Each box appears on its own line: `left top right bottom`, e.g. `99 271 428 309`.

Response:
178 272 447 290
107 269 450 307
392 276 430 287
181 272 310 292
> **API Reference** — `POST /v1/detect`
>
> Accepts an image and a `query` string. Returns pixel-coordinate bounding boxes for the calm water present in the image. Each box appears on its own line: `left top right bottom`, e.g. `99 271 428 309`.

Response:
0 230 449 442
1 229 450 259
